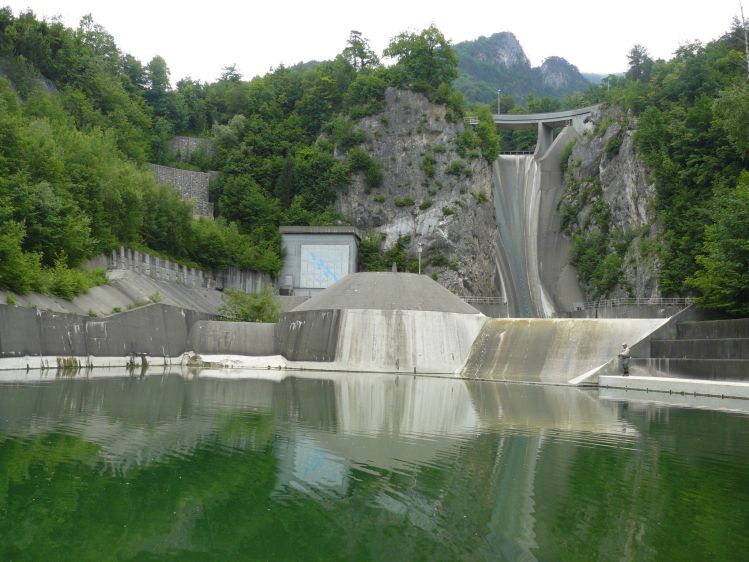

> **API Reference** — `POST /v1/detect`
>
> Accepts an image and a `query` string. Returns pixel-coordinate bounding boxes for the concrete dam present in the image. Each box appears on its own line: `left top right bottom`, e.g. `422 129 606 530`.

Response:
460 106 668 384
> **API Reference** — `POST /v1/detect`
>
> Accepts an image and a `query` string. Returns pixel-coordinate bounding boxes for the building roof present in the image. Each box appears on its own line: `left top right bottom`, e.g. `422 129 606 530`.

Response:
280 225 362 240
292 272 480 314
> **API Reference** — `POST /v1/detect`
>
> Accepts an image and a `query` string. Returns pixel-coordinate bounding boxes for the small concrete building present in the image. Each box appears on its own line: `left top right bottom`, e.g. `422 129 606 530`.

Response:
279 226 362 296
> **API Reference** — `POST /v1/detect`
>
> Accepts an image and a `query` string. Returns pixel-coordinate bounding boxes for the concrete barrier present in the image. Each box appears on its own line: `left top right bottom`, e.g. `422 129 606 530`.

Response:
188 321 278 356
276 309 342 362
0 303 214 367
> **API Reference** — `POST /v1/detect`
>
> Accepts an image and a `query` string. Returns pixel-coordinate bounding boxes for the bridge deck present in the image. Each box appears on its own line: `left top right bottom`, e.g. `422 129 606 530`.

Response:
493 105 599 130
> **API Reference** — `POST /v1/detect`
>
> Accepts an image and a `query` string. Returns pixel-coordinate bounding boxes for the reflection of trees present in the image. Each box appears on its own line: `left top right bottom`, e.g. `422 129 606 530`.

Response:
0 375 748 559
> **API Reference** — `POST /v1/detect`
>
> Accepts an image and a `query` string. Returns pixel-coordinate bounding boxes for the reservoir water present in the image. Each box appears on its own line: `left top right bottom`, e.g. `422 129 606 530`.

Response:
1 369 748 560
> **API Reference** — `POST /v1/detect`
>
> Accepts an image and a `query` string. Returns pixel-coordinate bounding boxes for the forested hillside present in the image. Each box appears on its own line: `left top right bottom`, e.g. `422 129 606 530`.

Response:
562 25 749 314
1 7 748 315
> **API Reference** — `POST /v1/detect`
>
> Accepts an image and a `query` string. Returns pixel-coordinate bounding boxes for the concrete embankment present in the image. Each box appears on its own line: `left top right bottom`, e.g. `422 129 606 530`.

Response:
0 303 213 370
461 317 665 384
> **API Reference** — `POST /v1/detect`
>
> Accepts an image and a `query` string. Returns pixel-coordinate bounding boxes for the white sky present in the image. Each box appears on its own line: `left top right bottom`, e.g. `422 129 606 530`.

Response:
5 0 744 84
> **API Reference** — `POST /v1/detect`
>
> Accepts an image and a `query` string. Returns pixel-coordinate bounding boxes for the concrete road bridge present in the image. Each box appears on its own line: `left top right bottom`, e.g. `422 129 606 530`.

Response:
495 104 599 156
466 105 600 156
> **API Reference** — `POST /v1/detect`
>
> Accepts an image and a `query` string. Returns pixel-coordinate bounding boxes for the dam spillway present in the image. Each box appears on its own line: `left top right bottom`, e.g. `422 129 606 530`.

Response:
492 155 554 318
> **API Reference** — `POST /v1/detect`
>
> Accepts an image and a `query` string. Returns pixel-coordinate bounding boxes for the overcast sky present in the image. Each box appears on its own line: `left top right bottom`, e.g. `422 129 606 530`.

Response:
5 0 744 84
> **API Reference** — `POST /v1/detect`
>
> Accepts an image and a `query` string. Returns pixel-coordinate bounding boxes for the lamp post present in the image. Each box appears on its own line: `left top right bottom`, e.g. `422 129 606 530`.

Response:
417 242 423 275
497 89 502 115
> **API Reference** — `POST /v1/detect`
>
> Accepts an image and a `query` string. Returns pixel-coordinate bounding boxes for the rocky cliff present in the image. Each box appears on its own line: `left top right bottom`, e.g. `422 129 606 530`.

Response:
454 32 590 103
337 88 501 297
561 105 661 300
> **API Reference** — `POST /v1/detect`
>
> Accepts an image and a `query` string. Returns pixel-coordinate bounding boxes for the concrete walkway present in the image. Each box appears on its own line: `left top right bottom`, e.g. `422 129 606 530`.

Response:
599 375 749 400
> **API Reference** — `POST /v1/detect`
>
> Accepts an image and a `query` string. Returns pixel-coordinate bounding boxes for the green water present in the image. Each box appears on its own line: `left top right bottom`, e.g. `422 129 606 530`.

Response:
0 370 748 561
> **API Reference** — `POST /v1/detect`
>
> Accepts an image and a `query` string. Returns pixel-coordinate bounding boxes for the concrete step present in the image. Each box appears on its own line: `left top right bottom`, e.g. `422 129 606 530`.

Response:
650 338 749 360
629 357 749 381
677 318 749 339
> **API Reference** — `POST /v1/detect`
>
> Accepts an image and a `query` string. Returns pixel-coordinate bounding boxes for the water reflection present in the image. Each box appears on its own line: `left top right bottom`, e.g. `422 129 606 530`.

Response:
0 369 748 560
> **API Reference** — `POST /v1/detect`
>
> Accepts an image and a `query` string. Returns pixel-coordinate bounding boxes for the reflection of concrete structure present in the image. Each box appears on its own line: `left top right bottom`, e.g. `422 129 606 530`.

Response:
279 226 362 296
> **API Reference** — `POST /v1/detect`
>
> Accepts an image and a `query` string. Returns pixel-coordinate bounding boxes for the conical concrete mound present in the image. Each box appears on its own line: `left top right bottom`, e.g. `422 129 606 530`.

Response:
293 272 480 314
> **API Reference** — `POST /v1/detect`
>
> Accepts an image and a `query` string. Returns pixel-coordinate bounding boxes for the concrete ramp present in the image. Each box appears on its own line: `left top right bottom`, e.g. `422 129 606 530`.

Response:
461 318 665 384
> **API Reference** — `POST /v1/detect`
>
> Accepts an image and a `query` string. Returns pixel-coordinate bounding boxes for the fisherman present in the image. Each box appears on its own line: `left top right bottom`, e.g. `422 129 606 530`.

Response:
618 343 631 375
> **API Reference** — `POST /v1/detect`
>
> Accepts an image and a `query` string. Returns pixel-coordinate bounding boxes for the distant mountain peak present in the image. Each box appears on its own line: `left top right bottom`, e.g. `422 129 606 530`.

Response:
453 32 590 104
474 32 530 69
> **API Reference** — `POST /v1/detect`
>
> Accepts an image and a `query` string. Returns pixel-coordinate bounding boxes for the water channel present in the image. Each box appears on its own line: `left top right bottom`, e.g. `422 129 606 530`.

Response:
1 368 748 560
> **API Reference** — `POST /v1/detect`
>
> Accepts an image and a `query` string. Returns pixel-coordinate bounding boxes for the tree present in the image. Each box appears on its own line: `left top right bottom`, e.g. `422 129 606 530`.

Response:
713 83 749 158
383 25 458 94
626 44 653 82
342 30 379 70
688 173 749 315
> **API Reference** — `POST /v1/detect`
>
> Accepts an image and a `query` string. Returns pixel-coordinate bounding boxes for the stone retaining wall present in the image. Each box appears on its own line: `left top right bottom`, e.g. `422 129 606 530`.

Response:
149 164 216 218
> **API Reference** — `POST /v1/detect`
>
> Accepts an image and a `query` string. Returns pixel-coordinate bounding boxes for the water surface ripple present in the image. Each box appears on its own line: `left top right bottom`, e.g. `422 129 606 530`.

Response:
0 369 748 560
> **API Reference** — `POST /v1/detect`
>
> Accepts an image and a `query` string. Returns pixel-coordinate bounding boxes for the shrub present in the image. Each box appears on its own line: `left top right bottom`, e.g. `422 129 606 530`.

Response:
419 198 433 210
472 190 488 204
446 159 466 177
421 152 436 178
6 293 16 305
394 197 415 207
442 206 455 216
373 194 385 203
219 285 281 323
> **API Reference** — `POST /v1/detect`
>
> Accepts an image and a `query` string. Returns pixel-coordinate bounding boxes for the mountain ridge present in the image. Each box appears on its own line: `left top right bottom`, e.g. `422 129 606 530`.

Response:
453 32 591 104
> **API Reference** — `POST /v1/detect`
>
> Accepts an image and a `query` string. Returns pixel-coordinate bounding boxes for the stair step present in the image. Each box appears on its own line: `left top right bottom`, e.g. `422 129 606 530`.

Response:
629 357 749 381
677 319 749 339
650 338 749 360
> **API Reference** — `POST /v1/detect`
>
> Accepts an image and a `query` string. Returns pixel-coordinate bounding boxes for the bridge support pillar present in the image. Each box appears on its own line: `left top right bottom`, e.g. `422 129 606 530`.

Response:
536 123 555 157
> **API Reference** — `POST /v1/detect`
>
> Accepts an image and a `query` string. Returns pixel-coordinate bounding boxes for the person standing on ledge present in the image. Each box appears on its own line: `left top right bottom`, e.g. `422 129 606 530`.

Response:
618 343 631 375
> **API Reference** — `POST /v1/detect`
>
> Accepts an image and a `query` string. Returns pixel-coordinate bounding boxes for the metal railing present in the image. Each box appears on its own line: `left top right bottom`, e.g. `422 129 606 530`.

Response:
460 296 507 305
463 116 479 126
499 151 535 155
578 297 694 310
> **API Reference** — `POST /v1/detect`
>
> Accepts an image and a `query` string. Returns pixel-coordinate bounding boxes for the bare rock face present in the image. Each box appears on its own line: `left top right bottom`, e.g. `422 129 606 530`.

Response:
336 88 500 297
539 56 585 91
565 106 661 299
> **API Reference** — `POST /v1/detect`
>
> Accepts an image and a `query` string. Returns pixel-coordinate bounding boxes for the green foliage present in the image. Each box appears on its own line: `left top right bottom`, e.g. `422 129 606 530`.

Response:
6 293 16 305
688 174 749 315
442 206 455 216
604 132 623 158
384 25 458 97
474 104 501 162
44 259 108 300
419 198 433 210
446 159 467 177
394 197 415 207
420 152 436 178
358 231 384 271
560 140 576 173
472 190 488 204
219 286 281 323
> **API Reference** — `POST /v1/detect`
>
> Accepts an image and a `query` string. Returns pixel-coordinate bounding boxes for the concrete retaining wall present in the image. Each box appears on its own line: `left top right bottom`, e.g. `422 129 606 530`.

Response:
189 321 278 356
276 310 341 362
0 303 213 364
85 247 272 294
